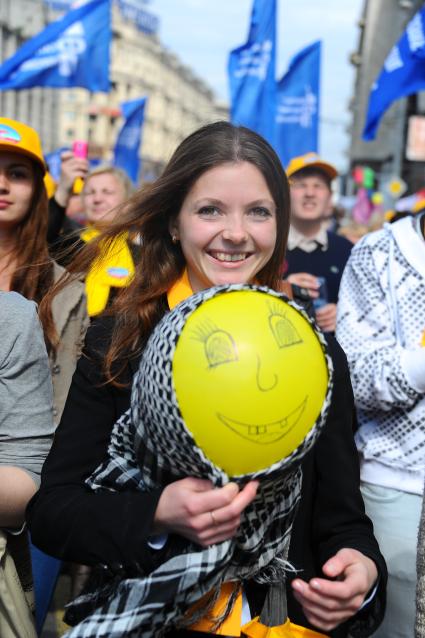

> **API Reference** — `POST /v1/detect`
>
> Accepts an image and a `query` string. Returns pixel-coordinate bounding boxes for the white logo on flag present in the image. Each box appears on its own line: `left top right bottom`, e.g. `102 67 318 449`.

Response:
407 13 425 52
275 85 317 128
14 22 87 78
234 40 272 82
119 125 140 149
384 45 403 73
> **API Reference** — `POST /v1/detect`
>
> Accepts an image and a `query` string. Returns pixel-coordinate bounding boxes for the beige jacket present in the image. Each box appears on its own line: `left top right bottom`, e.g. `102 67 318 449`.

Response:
50 263 89 426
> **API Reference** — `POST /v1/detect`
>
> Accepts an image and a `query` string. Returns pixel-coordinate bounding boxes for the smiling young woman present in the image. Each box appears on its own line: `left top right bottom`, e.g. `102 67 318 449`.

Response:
0 118 88 426
28 122 386 638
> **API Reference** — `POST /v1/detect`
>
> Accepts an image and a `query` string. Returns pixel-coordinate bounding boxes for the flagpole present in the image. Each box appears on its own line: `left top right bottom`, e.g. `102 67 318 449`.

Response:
390 98 407 179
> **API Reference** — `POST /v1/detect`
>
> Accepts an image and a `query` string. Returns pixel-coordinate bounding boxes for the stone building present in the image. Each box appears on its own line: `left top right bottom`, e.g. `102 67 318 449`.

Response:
0 0 60 151
0 0 227 180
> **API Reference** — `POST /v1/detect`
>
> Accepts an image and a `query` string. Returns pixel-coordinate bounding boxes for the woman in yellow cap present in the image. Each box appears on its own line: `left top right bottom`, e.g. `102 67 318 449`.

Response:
0 117 88 426
29 122 385 638
0 117 88 633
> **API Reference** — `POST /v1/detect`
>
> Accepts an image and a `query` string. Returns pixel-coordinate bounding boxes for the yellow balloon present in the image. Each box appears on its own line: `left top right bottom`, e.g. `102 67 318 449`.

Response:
172 290 328 476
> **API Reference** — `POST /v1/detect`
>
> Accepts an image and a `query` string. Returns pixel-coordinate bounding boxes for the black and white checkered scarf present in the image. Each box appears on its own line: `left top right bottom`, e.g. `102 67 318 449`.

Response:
64 284 333 638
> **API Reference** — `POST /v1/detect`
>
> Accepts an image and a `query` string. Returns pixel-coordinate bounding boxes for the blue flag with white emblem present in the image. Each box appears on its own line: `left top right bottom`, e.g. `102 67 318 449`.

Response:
0 0 111 92
228 0 277 144
45 147 70 181
363 7 425 140
113 97 147 184
275 41 321 167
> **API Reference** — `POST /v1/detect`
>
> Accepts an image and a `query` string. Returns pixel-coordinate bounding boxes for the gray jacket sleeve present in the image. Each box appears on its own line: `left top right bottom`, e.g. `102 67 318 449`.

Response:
0 291 54 485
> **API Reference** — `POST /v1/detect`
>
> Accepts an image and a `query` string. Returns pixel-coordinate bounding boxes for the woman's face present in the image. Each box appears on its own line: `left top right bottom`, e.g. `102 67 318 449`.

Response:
0 153 34 232
172 161 277 293
83 173 126 226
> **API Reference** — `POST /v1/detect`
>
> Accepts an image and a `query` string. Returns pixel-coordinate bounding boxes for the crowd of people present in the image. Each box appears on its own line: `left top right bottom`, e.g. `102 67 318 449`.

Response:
0 114 424 638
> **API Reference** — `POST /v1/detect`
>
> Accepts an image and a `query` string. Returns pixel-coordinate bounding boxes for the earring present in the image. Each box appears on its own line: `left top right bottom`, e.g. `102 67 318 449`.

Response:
171 234 178 244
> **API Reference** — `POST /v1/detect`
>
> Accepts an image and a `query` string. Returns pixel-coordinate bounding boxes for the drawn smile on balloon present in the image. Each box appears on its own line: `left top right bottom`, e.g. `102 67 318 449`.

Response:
217 397 308 445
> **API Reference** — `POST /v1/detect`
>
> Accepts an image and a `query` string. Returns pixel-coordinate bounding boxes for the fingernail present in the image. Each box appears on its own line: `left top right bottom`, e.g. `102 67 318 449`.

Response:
311 580 321 590
225 482 239 494
292 581 304 592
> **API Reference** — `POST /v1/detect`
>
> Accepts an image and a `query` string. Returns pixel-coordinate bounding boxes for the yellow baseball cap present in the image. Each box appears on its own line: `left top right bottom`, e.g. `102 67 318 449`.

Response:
286 152 338 180
0 117 46 174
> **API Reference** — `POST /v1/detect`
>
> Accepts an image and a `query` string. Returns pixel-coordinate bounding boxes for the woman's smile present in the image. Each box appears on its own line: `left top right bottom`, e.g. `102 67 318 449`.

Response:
207 250 253 264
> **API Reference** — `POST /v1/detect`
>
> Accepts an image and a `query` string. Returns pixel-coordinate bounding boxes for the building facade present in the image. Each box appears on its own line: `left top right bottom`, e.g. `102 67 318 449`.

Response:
0 0 227 180
0 0 60 151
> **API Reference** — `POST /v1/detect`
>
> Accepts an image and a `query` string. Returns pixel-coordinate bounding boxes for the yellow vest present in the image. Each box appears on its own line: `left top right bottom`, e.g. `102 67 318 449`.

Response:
81 228 135 317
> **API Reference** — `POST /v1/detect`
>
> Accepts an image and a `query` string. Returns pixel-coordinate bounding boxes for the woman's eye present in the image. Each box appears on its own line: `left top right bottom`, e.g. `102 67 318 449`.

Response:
9 169 30 180
198 206 220 217
250 207 272 218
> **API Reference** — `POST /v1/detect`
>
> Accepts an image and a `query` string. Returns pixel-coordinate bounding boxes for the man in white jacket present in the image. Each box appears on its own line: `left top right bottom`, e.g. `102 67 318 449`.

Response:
336 212 425 638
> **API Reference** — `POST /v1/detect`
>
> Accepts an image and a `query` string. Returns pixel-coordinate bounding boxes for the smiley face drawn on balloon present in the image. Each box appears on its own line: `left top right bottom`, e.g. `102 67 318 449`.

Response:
172 290 328 476
192 306 307 445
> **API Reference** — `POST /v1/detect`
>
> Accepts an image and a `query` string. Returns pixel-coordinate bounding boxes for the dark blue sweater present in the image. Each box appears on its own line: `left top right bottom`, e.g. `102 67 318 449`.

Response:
284 231 353 304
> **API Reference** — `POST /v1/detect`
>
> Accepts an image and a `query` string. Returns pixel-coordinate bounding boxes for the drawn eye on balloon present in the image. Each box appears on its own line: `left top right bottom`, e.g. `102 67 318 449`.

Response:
192 320 238 368
268 302 303 349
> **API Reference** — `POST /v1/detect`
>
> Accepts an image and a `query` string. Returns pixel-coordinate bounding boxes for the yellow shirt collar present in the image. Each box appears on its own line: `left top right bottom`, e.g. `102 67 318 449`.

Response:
167 270 193 309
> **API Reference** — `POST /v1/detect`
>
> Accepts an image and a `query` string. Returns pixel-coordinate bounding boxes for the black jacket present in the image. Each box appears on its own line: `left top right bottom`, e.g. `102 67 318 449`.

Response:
48 197 84 266
27 315 386 637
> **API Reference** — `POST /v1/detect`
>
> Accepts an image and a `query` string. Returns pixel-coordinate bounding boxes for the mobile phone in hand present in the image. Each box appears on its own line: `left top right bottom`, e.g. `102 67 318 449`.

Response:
72 140 88 159
72 141 88 193
313 277 328 310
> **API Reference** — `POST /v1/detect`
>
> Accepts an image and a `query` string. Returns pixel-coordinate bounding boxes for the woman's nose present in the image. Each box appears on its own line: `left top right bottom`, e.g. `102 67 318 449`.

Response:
0 174 10 192
256 354 278 392
221 218 249 243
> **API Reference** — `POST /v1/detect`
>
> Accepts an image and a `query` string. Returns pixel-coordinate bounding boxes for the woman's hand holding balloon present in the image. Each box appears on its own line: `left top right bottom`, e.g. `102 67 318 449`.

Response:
153 478 259 547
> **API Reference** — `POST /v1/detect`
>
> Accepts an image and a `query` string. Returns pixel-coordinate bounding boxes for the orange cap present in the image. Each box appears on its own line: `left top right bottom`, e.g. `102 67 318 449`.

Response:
286 152 338 180
0 117 46 173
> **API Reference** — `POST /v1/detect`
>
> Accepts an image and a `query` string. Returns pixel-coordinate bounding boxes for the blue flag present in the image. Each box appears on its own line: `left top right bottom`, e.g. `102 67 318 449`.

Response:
363 7 425 140
113 97 147 184
274 41 321 167
228 0 277 143
0 0 111 92
45 147 70 181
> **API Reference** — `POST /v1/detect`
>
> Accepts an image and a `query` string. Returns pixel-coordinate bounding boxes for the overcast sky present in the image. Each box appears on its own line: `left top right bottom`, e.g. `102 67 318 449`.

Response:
151 0 365 172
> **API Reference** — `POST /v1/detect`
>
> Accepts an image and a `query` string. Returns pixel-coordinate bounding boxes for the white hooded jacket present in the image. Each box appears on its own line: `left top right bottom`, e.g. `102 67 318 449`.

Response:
336 215 425 494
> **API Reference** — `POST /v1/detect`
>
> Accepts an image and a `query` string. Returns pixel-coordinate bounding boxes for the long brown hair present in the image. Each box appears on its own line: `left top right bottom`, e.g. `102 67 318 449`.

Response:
44 122 290 380
7 161 56 350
